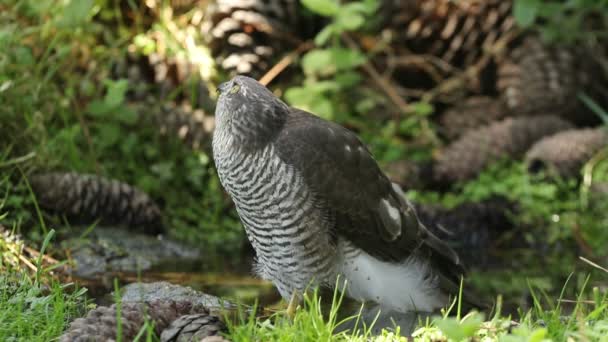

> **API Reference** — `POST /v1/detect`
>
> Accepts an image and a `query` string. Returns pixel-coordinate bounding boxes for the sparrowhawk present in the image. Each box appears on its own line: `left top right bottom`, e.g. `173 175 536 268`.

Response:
212 76 467 315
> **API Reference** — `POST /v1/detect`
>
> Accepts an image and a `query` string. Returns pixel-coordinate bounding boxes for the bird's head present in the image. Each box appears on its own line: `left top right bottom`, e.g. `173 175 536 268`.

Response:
214 76 288 147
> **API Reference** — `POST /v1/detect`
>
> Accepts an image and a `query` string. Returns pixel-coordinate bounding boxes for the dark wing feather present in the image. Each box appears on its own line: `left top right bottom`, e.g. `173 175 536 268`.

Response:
274 109 469 295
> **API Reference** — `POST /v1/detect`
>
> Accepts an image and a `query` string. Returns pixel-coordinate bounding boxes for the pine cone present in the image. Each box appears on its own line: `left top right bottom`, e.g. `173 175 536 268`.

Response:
417 196 516 268
156 103 215 150
112 51 213 110
525 127 608 178
60 300 216 342
497 36 601 125
438 96 508 140
160 313 227 342
433 115 574 183
29 172 164 234
382 0 515 91
202 0 321 77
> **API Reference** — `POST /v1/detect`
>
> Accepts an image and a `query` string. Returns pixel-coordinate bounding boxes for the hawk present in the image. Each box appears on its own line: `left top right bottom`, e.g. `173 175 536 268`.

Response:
212 76 467 315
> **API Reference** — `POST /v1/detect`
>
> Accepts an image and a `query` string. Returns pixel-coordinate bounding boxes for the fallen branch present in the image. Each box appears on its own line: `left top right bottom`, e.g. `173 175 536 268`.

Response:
258 42 314 86
343 34 410 115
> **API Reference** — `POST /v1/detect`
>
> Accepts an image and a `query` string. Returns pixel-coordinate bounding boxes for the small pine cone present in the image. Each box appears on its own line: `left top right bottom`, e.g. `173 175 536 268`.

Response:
433 115 574 183
202 0 322 77
497 37 601 125
438 96 508 141
29 172 164 234
157 103 215 150
112 51 213 109
525 128 608 178
60 300 214 342
383 0 515 73
160 313 227 342
416 196 515 268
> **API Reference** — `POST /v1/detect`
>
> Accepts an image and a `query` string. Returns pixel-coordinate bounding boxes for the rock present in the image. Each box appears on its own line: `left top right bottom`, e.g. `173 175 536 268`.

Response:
121 281 237 313
66 227 201 279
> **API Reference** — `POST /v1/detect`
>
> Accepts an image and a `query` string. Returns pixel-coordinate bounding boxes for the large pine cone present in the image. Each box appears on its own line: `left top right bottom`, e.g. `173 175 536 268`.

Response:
156 102 215 150
496 36 602 125
161 313 227 342
382 0 515 92
417 196 516 268
433 115 574 183
202 0 322 77
60 300 219 342
525 127 608 178
112 51 213 110
29 172 164 234
438 96 508 141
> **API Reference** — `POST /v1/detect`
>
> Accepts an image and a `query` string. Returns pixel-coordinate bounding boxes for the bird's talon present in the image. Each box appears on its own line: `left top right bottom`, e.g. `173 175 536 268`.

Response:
286 291 300 319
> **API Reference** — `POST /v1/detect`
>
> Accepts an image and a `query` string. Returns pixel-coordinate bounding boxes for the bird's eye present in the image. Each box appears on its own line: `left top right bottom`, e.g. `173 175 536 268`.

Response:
230 84 240 94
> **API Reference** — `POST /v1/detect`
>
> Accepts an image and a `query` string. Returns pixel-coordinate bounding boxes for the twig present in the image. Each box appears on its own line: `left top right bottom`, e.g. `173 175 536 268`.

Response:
258 42 313 86
18 254 38 273
343 34 410 115
24 245 62 266
572 223 594 256
420 29 520 103
5 242 38 273
579 256 608 273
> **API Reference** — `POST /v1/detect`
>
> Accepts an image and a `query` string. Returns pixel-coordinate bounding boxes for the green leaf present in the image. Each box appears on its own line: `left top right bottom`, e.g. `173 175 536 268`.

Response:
151 161 175 181
284 86 317 107
301 49 334 75
355 98 377 114
527 328 548 342
513 0 540 27
60 0 94 27
335 9 364 31
335 71 362 88
314 25 335 46
114 106 138 125
310 96 334 120
331 48 366 71
435 314 483 341
95 123 121 148
300 0 339 17
409 101 434 116
343 1 379 15
307 80 340 93
87 100 112 116
104 79 129 108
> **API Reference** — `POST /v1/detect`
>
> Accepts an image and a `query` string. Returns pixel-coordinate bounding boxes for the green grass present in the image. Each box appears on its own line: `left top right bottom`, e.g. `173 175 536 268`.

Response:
0 222 88 341
0 275 88 341
225 276 608 341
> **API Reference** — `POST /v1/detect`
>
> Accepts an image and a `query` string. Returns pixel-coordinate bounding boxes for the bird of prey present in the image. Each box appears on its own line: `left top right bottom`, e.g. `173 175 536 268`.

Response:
213 76 467 315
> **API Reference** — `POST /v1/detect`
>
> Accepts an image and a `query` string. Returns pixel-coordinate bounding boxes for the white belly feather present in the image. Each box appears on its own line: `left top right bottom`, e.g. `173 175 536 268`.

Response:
337 240 447 313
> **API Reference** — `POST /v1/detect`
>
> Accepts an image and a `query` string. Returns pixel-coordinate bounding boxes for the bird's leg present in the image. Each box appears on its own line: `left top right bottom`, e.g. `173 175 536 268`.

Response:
286 291 301 319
